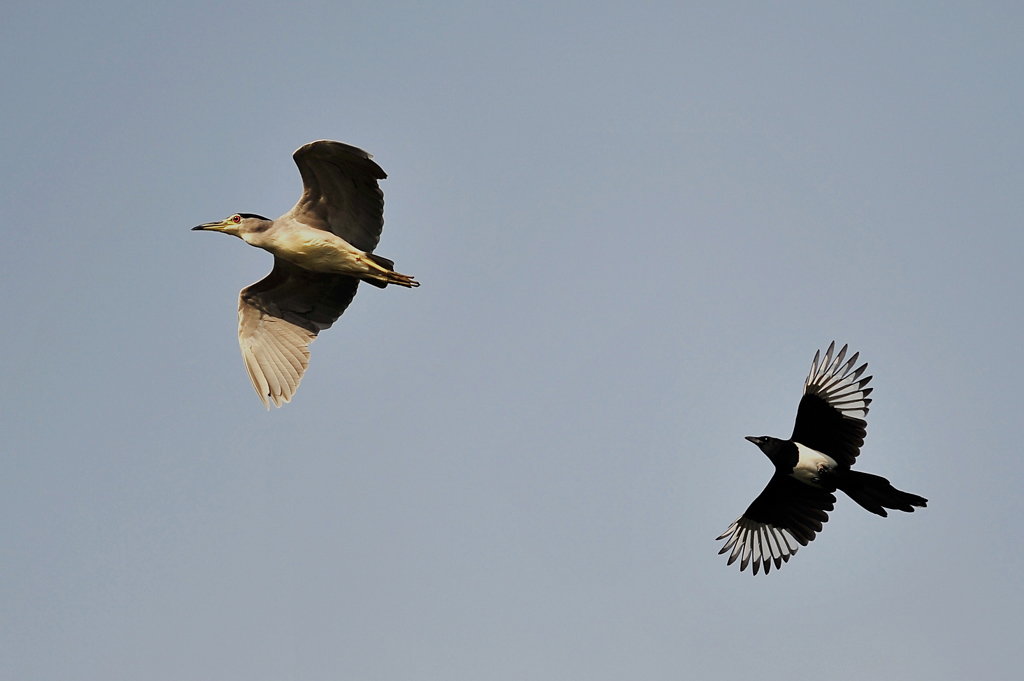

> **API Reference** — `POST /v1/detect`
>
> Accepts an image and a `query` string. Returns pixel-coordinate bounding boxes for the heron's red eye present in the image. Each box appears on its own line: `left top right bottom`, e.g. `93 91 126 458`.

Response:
232 215 241 223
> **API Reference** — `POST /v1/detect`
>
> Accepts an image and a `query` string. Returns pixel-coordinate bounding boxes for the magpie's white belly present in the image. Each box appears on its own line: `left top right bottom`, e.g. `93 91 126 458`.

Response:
791 443 838 487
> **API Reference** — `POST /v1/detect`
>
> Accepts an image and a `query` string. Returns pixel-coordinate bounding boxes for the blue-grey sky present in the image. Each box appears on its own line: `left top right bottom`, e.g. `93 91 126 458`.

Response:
2 2 1022 679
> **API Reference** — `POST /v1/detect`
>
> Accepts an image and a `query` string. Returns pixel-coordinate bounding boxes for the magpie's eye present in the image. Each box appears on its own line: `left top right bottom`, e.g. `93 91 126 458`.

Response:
232 215 241 223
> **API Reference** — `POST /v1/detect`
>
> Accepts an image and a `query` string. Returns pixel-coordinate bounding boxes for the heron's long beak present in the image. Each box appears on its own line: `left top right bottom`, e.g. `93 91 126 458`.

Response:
192 220 229 231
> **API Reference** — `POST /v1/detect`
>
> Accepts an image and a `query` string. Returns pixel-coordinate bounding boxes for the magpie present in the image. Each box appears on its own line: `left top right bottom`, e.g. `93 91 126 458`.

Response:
717 342 927 575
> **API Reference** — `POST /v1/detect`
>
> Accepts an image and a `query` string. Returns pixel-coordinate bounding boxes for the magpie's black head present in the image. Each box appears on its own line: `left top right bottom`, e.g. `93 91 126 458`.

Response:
745 435 784 458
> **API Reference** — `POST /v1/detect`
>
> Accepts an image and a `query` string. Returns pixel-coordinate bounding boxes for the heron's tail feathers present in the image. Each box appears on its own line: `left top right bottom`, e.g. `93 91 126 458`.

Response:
362 253 420 288
837 470 927 517
367 253 395 270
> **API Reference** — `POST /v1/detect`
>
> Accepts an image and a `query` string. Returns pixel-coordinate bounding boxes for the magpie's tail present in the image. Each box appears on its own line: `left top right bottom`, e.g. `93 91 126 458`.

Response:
837 470 927 517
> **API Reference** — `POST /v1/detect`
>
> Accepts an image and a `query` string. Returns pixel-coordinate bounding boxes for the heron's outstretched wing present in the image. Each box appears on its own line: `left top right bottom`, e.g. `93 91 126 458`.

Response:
717 473 836 575
790 342 873 466
285 140 387 253
238 259 359 408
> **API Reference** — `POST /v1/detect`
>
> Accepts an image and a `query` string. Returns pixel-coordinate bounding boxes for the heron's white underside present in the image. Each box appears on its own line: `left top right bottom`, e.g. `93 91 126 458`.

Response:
246 225 372 276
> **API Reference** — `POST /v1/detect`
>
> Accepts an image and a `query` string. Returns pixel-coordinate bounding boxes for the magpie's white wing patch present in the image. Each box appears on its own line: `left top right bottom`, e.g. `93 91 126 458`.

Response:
804 341 872 419
716 517 801 575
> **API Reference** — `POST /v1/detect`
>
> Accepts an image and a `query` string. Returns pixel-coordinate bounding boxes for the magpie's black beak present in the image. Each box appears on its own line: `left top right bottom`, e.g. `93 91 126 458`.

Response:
745 436 763 446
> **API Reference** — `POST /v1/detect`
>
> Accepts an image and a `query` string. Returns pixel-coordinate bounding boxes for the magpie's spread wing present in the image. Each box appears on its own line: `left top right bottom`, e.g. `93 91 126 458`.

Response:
717 474 836 575
790 342 872 466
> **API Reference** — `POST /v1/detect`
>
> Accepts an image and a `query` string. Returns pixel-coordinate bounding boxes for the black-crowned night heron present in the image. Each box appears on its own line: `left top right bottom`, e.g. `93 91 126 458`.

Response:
193 140 418 408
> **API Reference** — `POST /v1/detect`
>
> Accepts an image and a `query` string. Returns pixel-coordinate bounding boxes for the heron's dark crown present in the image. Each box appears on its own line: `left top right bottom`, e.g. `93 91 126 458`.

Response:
238 213 271 221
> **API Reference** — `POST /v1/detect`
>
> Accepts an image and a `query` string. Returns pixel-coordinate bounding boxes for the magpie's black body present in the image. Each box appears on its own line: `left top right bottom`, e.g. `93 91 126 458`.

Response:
717 343 927 575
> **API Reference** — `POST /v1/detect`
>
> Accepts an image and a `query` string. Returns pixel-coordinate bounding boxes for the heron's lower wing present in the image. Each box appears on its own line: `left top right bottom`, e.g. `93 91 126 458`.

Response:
238 259 360 408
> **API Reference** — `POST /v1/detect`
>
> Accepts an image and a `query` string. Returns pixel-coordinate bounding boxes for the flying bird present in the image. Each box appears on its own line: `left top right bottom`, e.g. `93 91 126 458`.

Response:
717 343 926 574
193 140 418 408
